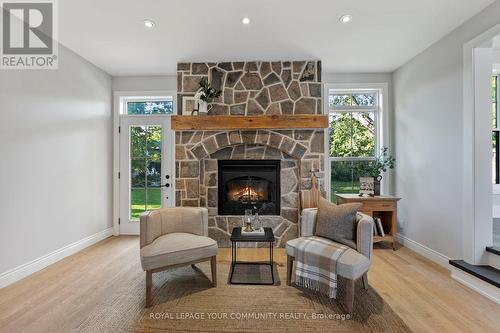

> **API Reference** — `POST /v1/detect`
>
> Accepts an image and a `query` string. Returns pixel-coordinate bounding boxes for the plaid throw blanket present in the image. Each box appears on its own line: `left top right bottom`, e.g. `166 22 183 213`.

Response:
294 236 350 298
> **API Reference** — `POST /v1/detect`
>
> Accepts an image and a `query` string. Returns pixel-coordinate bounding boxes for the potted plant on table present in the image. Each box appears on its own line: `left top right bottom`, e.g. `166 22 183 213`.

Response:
194 77 222 114
362 147 395 196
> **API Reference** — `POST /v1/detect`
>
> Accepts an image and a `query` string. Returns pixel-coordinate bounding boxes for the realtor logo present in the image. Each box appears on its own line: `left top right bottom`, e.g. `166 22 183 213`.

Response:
1 0 58 69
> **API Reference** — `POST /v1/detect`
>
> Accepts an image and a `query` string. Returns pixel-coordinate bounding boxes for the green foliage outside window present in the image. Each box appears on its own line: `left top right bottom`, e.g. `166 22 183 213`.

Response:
127 101 173 115
328 92 379 201
130 126 162 219
329 113 375 158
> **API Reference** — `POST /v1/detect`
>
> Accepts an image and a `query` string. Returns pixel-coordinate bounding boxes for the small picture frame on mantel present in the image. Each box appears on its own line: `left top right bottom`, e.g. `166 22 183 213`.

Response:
359 177 375 197
181 95 197 115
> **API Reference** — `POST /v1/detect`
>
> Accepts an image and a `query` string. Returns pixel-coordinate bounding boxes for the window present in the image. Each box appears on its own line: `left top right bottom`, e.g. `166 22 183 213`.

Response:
493 76 499 184
121 96 174 115
130 125 162 219
327 89 381 202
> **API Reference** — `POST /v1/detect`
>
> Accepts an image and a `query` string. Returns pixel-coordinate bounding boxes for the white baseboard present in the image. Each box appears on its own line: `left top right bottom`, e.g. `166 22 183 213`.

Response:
0 227 113 288
451 267 500 305
396 233 451 269
397 233 500 304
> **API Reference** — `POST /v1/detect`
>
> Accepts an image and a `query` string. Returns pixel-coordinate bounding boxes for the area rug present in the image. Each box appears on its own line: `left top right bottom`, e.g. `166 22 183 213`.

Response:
228 262 280 285
76 261 411 332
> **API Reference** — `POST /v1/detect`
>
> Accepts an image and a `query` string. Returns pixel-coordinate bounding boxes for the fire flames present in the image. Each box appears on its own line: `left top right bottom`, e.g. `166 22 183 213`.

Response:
229 185 264 202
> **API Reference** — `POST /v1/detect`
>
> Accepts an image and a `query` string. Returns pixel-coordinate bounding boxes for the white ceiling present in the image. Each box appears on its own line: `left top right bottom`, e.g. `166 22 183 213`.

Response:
59 0 495 76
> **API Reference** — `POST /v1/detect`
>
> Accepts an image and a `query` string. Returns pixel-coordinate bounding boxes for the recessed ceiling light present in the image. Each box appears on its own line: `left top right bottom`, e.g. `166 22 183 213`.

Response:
339 14 353 24
143 19 155 29
241 17 251 25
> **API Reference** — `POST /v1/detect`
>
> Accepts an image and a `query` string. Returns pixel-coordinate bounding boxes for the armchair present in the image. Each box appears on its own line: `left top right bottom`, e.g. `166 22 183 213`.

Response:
140 207 218 307
286 208 374 313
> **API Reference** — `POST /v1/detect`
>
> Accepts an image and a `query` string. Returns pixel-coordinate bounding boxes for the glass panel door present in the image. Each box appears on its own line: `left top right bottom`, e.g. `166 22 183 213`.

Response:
119 117 173 234
130 125 163 219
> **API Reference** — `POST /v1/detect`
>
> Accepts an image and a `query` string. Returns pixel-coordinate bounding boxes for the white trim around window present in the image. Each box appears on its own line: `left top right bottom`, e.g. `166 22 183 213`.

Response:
323 83 390 201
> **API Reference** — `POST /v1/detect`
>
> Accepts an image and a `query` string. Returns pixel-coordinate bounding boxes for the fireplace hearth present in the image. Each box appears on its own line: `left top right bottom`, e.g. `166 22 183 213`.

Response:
218 160 280 215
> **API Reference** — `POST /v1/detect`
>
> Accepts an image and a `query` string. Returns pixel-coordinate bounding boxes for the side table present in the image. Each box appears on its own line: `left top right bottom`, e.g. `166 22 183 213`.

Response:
229 227 275 285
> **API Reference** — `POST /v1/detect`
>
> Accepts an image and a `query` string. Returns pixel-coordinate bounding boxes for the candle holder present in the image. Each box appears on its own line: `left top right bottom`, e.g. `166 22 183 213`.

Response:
244 209 254 232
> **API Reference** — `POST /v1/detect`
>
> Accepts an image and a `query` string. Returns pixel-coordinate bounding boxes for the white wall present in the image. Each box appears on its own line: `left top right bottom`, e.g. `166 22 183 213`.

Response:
322 72 392 85
393 1 500 260
0 45 112 277
112 75 176 91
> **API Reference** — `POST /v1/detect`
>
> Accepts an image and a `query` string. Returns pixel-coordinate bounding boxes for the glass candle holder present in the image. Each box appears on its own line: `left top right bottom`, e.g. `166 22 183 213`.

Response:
244 209 253 231
253 213 261 230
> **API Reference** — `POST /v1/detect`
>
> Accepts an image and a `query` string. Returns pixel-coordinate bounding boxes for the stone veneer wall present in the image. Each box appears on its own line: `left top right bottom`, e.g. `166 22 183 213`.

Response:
177 61 321 115
175 61 324 247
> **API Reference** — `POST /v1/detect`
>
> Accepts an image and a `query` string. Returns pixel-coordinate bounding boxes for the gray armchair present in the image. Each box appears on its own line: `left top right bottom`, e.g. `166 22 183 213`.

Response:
140 207 218 307
286 208 374 313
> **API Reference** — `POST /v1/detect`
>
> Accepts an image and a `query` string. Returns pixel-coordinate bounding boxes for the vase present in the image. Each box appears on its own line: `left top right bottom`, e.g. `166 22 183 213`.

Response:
374 180 381 196
198 101 208 114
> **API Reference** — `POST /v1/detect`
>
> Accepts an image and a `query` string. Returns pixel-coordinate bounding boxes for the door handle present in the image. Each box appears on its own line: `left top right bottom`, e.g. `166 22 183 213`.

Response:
163 183 170 188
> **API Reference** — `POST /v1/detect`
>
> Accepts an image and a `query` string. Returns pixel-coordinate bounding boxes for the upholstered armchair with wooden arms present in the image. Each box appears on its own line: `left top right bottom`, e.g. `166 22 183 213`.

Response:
140 207 218 307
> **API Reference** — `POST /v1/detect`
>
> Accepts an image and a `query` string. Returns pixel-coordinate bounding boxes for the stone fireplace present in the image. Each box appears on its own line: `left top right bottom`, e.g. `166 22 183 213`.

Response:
175 61 325 247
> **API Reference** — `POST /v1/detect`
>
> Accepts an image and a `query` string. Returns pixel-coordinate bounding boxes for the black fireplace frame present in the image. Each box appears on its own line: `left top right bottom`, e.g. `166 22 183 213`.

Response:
218 160 281 216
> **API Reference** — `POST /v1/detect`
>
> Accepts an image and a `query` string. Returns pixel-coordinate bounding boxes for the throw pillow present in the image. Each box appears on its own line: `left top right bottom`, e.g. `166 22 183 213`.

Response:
314 196 362 249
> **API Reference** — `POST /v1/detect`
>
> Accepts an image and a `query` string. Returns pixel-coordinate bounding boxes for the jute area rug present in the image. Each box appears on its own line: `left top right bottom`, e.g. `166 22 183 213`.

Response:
77 261 411 332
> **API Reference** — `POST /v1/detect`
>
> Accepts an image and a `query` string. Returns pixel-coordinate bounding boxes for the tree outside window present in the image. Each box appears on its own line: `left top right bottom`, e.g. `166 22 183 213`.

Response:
127 101 173 115
328 91 380 202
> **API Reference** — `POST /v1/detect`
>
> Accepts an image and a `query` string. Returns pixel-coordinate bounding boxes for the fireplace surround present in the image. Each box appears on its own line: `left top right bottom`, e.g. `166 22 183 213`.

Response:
175 61 325 247
218 160 280 216
175 129 325 247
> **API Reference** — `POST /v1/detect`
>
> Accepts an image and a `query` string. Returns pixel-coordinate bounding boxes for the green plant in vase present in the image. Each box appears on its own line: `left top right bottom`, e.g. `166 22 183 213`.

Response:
358 147 395 196
194 77 222 114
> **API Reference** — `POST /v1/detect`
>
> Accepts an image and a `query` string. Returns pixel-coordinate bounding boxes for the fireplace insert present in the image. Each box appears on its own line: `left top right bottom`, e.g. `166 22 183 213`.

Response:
218 160 280 215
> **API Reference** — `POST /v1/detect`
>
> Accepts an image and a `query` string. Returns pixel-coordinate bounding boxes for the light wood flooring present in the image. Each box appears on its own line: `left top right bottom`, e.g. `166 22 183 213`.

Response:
0 236 499 333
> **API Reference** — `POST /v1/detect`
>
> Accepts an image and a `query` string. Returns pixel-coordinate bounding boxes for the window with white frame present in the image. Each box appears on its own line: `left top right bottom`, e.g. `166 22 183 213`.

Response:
327 88 382 202
120 95 174 115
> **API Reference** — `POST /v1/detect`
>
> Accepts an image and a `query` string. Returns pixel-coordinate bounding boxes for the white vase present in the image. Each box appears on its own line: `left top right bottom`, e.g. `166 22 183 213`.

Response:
198 101 208 114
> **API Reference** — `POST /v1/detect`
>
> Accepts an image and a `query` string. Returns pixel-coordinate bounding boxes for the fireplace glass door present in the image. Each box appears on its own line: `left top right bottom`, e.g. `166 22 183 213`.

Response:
218 160 280 215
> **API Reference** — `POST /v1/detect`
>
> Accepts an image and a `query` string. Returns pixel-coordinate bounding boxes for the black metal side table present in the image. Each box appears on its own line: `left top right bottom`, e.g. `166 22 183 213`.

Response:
229 227 275 285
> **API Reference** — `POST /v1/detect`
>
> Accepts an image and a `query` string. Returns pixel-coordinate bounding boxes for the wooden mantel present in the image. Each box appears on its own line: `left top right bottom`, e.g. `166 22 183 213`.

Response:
171 115 328 131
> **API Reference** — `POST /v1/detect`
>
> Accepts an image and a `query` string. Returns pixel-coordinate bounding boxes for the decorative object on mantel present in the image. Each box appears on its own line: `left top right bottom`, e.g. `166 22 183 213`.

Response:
194 77 222 115
359 147 395 196
181 95 197 115
359 177 375 197
171 114 328 130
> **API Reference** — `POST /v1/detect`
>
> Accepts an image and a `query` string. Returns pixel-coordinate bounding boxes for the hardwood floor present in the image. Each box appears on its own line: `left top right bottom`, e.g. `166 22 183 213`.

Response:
0 236 499 333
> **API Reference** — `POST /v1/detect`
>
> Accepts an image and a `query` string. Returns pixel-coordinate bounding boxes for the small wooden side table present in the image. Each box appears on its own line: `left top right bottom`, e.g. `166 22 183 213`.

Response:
336 194 401 250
